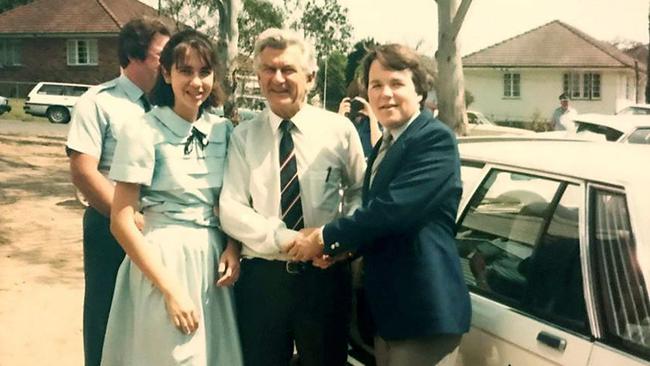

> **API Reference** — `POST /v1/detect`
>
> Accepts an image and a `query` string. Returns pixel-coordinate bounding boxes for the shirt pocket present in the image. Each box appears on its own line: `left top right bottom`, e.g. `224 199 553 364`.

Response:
304 167 342 212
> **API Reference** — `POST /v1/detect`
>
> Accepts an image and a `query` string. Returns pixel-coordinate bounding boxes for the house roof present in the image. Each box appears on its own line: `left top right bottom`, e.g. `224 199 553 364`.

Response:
463 20 646 72
0 0 159 34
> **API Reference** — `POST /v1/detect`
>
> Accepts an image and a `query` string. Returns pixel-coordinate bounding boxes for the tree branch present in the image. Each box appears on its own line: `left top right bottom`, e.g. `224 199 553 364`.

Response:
449 0 472 40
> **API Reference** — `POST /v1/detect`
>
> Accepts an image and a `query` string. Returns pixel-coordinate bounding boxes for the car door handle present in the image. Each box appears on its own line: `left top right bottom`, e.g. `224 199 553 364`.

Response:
536 331 567 352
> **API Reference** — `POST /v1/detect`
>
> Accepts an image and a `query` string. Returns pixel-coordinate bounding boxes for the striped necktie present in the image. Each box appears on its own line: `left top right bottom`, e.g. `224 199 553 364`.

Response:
279 120 304 230
370 130 393 186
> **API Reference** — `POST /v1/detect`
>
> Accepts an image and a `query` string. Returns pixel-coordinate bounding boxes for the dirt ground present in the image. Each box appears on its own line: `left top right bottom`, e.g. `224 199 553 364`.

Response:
0 132 85 365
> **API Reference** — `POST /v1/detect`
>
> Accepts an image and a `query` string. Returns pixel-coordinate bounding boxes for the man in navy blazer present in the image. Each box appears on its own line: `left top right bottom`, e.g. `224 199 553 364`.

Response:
288 43 471 365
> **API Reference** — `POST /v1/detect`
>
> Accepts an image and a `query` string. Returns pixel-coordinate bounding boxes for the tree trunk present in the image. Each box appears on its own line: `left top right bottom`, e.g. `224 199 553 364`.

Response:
216 0 242 114
646 9 650 103
436 0 470 135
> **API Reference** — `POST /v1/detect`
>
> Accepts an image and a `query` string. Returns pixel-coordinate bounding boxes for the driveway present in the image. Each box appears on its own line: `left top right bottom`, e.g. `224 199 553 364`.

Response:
0 118 70 138
0 120 84 365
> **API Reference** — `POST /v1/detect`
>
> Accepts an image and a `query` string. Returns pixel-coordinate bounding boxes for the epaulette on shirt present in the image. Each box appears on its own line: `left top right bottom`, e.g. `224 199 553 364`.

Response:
85 78 119 97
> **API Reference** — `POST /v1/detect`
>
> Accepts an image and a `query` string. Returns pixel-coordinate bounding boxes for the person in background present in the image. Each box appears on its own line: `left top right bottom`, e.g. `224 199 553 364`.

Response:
287 43 471 366
219 27 366 366
66 17 171 366
551 92 577 131
338 94 381 158
100 29 242 365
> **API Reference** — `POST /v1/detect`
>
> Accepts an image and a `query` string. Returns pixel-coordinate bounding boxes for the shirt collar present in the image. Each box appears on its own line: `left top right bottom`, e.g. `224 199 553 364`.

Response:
387 110 420 142
117 74 146 103
152 106 211 138
268 106 310 135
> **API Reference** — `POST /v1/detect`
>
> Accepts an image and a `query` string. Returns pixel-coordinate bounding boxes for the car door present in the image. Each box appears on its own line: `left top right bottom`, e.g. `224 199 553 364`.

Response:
587 186 650 366
455 167 593 366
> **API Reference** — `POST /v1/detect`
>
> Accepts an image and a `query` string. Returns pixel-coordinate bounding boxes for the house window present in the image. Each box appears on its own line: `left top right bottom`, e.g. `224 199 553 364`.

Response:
503 73 520 98
0 39 21 66
67 39 98 66
563 72 600 100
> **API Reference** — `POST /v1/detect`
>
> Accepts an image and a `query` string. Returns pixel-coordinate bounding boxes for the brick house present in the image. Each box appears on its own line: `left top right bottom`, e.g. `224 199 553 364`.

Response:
0 0 161 96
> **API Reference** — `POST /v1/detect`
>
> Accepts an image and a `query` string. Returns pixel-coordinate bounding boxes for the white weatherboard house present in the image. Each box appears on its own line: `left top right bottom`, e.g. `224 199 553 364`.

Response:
462 20 647 124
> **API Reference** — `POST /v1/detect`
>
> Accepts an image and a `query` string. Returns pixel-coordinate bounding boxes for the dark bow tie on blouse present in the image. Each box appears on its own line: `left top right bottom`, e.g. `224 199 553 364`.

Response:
184 127 209 155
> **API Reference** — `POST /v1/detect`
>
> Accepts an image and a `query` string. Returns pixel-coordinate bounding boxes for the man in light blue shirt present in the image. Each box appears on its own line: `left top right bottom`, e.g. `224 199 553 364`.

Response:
551 92 577 131
65 17 170 366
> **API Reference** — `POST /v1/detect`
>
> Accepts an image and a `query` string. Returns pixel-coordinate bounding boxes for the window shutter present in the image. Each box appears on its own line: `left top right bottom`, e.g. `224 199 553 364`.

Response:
67 39 76 65
0 41 5 66
11 40 21 65
89 39 98 64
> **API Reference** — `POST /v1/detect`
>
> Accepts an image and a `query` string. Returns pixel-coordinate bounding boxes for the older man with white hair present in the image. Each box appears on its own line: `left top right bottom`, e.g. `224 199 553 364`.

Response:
219 28 366 366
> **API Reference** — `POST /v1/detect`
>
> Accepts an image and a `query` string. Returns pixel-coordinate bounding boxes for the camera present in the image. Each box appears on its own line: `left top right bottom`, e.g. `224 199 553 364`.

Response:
347 99 365 121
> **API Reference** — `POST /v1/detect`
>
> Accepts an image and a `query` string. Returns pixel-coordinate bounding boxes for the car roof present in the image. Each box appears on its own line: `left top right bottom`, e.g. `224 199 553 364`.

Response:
623 103 650 110
35 81 94 87
573 113 650 131
459 138 650 186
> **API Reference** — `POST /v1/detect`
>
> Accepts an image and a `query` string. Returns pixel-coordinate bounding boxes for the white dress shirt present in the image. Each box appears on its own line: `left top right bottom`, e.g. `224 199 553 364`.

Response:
219 104 366 260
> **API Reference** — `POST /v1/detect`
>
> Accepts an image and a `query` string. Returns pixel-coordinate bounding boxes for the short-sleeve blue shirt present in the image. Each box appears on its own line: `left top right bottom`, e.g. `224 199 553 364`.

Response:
66 74 149 175
110 106 232 227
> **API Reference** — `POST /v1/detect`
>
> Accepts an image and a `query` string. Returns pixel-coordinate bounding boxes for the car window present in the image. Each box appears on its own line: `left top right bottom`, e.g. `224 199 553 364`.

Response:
575 122 624 142
456 169 588 333
36 84 64 95
460 161 485 202
591 189 650 357
65 86 89 97
626 128 650 145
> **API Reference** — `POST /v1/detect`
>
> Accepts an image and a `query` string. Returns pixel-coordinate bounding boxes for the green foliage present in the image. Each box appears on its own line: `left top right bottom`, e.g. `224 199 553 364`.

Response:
315 51 347 111
0 0 32 13
464 89 474 107
345 38 377 86
238 0 283 57
161 0 220 38
282 0 352 59
301 0 352 58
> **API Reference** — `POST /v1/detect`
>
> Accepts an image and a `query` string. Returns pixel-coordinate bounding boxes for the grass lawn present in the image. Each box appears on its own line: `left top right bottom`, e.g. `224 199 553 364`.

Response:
2 98 49 122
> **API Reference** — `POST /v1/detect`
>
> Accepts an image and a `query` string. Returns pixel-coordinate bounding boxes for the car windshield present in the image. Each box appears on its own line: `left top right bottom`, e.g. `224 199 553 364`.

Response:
575 121 624 141
618 106 650 115
468 112 495 125
626 128 650 144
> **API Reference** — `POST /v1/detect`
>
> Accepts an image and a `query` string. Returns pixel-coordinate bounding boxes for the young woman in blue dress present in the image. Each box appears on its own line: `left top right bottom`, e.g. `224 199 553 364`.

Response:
100 29 243 366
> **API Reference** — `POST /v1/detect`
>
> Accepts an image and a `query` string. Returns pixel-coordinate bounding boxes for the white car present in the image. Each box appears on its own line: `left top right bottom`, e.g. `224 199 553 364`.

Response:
456 138 650 366
348 138 650 366
540 114 650 144
23 82 93 123
466 110 534 137
617 104 650 116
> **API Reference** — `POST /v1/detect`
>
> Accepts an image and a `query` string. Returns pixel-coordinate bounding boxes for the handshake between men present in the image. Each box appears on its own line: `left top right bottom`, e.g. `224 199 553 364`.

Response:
284 228 351 268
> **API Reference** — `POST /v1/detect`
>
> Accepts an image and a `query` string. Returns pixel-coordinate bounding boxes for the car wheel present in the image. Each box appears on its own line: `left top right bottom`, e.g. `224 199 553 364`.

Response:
47 106 70 124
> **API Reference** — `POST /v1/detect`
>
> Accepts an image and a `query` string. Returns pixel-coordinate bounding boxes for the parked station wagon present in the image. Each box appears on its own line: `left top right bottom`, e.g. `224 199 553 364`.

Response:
23 82 93 123
348 138 650 366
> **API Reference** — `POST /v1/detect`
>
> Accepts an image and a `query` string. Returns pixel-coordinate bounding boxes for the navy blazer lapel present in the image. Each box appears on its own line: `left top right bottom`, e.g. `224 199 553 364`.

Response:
367 110 433 195
363 139 383 204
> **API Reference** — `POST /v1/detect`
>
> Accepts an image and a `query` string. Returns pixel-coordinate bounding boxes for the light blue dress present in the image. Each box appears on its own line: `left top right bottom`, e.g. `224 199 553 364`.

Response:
100 106 243 366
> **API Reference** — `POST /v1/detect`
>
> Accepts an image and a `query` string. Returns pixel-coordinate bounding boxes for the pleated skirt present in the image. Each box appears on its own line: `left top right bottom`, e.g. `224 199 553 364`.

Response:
100 222 243 366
